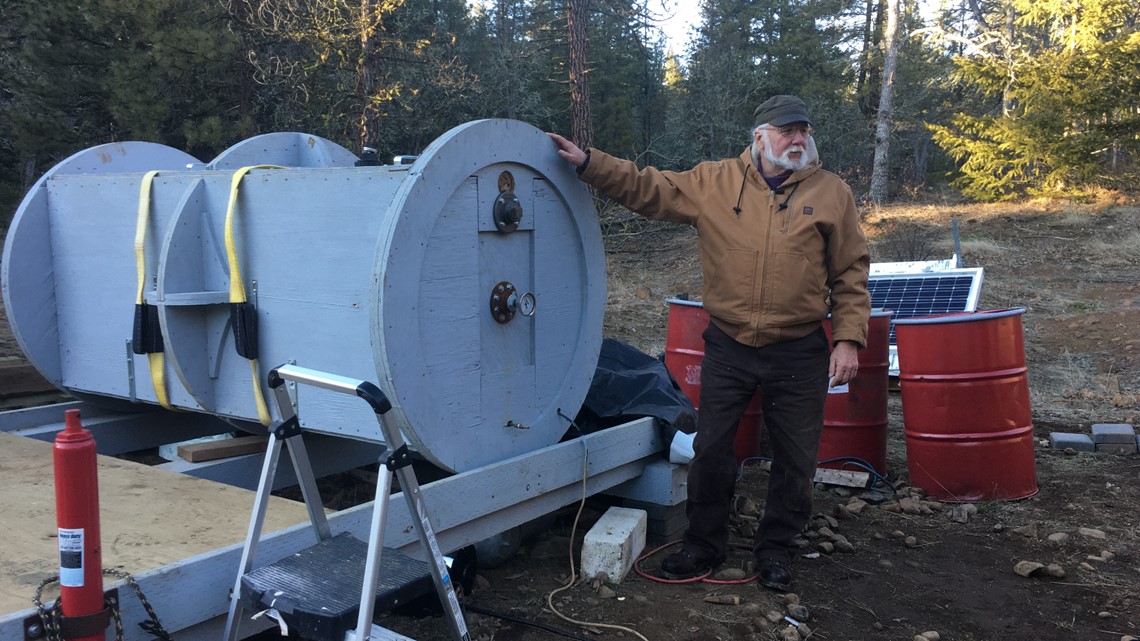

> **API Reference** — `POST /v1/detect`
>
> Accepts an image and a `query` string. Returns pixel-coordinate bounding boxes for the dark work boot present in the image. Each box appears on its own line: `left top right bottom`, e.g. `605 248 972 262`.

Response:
756 556 793 592
660 548 725 580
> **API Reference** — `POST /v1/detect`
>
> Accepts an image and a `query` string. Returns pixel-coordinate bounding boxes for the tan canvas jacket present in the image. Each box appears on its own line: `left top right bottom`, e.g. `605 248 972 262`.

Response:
580 146 871 348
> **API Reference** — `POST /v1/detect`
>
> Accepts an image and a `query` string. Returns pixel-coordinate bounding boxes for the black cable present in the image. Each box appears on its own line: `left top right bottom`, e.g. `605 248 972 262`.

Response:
557 408 584 438
777 181 800 210
464 603 596 641
732 171 747 215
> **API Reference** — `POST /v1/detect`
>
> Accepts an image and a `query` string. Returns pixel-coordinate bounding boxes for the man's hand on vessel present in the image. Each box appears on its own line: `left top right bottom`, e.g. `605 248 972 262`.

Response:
546 133 587 168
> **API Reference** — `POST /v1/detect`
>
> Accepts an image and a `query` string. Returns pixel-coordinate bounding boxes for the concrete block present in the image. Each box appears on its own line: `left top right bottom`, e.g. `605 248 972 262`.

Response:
623 499 688 541
581 507 647 584
606 459 687 505
1049 432 1094 452
1091 423 1136 444
1095 442 1137 455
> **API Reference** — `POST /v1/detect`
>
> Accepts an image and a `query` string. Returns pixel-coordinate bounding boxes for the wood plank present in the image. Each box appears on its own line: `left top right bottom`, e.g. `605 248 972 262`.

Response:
176 435 269 462
752 459 871 488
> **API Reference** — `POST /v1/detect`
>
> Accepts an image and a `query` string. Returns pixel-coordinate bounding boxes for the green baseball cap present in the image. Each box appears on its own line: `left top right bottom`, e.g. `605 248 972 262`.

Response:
753 95 812 127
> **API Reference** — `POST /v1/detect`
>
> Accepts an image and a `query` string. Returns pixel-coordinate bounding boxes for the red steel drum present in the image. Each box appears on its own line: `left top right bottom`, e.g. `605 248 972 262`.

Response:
664 299 762 463
895 307 1037 502
821 310 892 476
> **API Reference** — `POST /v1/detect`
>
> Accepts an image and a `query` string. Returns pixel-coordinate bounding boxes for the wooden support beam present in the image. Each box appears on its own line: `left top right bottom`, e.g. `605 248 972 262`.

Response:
177 436 269 462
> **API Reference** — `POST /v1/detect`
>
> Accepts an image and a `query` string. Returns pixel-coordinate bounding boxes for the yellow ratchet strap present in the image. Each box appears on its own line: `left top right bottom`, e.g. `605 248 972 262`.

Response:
133 170 172 409
224 165 285 426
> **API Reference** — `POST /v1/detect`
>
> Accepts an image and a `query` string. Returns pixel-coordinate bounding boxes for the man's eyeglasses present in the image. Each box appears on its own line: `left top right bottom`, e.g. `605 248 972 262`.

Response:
762 125 813 138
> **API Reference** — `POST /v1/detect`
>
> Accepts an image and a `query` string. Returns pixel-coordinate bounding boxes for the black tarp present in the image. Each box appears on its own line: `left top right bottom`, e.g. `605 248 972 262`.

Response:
573 338 696 438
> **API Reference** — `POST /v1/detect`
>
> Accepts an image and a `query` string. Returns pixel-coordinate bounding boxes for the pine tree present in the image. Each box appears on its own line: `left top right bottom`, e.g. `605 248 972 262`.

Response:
463 0 555 125
929 0 1140 199
676 0 854 166
5 0 246 161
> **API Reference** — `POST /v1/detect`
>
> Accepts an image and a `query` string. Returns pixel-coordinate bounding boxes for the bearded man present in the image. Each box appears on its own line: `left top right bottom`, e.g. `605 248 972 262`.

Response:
548 95 870 592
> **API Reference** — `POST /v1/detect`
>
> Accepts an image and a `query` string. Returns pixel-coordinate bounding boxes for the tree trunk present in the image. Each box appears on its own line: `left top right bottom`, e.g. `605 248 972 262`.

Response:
225 0 256 119
568 0 592 151
869 0 900 204
856 0 874 115
913 131 929 185
356 0 380 152
1002 0 1016 116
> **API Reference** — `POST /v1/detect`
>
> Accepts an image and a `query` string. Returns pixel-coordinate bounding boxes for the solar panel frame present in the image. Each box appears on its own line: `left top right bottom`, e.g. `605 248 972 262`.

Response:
866 267 984 375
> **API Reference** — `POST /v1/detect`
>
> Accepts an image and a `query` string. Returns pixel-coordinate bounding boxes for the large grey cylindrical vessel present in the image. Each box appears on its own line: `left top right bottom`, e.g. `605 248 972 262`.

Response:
2 120 606 472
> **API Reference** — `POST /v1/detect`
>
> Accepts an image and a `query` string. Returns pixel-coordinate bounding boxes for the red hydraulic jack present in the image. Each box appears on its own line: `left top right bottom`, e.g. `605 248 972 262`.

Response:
47 409 110 641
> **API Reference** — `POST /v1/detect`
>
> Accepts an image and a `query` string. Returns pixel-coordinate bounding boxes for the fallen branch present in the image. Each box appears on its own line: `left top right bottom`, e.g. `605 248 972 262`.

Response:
1012 225 1077 241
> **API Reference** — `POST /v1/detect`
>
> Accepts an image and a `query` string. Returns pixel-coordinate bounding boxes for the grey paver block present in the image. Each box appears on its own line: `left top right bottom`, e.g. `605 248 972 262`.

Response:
1096 442 1138 455
1049 432 1094 452
1091 423 1136 444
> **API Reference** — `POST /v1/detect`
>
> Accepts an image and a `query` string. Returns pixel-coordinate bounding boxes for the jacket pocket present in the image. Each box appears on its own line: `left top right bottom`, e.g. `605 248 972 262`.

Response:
767 251 828 326
704 248 757 325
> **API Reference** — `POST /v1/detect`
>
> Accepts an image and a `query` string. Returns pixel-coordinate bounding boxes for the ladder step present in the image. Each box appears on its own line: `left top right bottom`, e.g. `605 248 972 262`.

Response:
240 532 434 641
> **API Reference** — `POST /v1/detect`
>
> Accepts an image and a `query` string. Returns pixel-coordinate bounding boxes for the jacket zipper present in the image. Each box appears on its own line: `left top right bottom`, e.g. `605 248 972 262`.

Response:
758 188 775 327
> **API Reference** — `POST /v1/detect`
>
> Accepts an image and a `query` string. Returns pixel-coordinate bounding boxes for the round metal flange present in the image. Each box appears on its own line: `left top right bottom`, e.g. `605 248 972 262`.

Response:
490 281 518 323
493 192 523 232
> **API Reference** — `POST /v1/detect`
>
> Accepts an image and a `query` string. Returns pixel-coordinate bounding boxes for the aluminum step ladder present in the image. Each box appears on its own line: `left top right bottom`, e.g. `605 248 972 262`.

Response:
222 364 470 641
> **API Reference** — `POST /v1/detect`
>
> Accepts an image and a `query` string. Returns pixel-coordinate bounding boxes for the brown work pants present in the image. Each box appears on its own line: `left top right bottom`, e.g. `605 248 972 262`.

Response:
684 323 830 562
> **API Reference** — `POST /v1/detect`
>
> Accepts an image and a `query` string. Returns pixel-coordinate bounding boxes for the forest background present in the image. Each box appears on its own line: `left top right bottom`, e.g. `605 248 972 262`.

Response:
0 0 1138 228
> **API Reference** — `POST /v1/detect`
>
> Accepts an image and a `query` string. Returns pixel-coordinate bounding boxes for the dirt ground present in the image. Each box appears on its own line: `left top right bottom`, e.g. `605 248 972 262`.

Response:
3 195 1139 641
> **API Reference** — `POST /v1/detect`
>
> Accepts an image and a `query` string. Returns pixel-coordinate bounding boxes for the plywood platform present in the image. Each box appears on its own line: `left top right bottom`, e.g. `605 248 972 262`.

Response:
0 432 309 615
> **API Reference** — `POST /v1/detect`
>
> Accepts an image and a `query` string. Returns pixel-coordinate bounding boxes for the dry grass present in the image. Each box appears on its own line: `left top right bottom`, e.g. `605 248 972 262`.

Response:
1087 228 1140 266
1029 349 1098 403
958 238 1012 263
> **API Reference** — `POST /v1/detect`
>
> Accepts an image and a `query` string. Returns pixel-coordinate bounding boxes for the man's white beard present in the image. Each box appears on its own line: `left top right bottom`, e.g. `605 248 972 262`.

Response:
761 129 816 172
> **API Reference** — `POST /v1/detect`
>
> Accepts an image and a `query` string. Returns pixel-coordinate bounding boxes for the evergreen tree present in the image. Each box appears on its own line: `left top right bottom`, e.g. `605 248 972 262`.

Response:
929 0 1140 199
1 0 247 222
588 0 668 163
0 0 28 224
463 0 557 126
887 0 959 188
678 0 765 164
4 0 246 162
229 0 479 156
677 0 854 167
527 0 668 159
370 0 482 155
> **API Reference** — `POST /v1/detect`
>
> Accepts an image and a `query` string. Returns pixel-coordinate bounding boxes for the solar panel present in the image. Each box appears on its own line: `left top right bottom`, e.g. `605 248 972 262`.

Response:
867 267 984 375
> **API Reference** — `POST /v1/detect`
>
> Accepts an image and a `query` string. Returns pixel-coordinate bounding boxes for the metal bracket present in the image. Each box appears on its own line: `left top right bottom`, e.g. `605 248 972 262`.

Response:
24 587 119 641
125 339 137 402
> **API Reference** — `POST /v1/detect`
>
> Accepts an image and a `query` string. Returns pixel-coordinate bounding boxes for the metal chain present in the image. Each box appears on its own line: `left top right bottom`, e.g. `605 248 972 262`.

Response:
31 569 173 641
101 569 173 640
